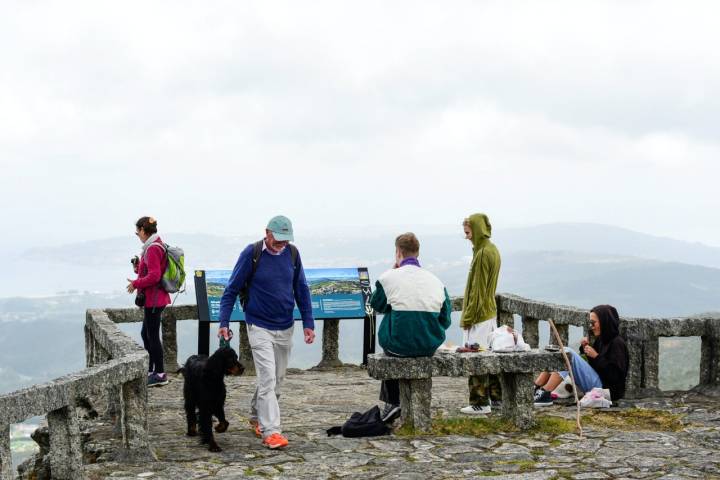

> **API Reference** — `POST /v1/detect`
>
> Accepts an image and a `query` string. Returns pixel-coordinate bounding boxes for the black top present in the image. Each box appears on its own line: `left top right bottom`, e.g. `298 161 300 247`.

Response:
583 305 629 400
587 335 629 400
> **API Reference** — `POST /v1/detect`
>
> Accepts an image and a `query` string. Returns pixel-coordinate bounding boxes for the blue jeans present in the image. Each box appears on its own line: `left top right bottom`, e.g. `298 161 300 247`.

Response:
559 348 602 394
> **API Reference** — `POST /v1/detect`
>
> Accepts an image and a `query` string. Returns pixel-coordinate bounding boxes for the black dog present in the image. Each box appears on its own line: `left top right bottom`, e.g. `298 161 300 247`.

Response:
180 346 244 451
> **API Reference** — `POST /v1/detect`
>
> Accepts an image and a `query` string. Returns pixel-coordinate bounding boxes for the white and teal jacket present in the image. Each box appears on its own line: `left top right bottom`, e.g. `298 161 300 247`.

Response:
371 263 452 357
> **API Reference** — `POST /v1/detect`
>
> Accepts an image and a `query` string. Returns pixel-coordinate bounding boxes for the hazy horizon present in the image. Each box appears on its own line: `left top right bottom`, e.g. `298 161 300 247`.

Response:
4 220 720 255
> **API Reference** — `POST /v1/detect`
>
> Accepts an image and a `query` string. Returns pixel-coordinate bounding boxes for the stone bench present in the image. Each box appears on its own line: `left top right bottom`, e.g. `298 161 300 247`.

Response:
367 350 565 432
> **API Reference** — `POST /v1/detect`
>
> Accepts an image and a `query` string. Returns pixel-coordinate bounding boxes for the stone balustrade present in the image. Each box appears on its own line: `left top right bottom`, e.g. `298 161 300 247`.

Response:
487 293 720 398
102 305 349 374
0 309 153 480
106 294 720 398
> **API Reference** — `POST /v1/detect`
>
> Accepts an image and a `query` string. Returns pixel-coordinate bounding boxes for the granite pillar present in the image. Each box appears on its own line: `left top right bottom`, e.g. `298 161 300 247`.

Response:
624 337 644 398
554 324 569 348
238 322 256 376
0 424 13 480
316 319 343 369
47 406 84 479
521 316 540 348
398 378 432 433
499 372 536 430
644 337 660 391
161 313 179 371
700 334 720 387
498 310 514 328
120 377 151 457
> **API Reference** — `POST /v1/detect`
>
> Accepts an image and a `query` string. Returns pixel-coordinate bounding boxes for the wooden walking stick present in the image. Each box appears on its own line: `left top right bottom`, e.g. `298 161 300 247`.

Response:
548 319 583 438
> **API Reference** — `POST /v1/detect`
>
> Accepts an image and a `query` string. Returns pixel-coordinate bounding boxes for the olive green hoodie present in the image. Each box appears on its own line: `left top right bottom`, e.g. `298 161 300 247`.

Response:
460 213 501 328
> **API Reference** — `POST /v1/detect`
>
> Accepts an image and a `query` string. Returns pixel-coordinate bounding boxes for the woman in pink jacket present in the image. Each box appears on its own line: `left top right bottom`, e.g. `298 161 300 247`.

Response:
127 216 171 387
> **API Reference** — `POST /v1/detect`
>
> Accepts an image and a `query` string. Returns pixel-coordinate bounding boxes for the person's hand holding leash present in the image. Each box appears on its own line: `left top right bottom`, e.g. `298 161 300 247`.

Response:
126 279 136 293
218 327 231 341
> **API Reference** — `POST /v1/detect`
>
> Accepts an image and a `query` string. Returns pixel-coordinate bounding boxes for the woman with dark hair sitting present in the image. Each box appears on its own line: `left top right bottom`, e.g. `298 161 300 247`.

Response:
534 304 629 406
127 216 171 387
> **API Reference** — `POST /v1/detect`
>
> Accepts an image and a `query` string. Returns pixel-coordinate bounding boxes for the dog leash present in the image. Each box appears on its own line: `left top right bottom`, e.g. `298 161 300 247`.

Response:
219 328 234 349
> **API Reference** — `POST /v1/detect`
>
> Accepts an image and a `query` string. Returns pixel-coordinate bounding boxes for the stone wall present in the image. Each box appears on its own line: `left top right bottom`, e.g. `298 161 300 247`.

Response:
0 309 153 480
489 293 720 398
102 305 358 374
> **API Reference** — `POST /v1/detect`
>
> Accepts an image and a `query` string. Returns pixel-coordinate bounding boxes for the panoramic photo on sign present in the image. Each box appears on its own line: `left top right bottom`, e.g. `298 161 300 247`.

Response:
196 267 371 321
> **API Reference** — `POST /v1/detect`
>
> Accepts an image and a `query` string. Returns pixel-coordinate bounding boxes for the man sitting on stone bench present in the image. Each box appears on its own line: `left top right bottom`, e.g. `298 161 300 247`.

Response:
371 232 453 422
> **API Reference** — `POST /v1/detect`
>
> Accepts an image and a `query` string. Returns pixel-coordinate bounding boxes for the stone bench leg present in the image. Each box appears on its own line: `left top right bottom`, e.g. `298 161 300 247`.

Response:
1 424 13 480
398 378 432 433
499 372 535 430
48 406 84 479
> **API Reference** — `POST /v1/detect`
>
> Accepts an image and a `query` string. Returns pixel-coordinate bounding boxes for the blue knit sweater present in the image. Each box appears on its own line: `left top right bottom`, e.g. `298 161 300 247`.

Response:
218 244 315 331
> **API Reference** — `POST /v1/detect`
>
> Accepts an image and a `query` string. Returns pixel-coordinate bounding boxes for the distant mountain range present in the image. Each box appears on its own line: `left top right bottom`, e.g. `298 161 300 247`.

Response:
495 223 720 269
18 222 720 269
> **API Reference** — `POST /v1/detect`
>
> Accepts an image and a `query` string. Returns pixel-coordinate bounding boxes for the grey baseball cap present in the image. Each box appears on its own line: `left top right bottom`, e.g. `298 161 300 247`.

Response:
266 215 294 241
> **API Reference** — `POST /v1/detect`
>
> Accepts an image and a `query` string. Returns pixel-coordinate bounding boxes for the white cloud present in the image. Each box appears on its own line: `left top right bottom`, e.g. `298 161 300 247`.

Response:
1 0 720 250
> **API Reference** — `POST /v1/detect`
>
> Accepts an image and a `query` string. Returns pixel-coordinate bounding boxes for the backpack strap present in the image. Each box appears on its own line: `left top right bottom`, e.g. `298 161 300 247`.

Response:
289 244 299 270
146 241 167 255
245 239 264 291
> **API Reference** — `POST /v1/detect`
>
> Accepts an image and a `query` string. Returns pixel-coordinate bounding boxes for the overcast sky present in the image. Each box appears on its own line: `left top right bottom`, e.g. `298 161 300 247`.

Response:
2 0 719 251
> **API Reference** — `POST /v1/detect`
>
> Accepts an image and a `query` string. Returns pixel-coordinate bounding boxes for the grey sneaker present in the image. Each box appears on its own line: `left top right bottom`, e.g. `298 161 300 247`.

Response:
381 403 401 423
148 373 169 387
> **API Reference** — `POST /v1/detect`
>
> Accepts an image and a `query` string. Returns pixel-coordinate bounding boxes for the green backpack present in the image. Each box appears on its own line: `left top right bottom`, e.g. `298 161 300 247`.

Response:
149 243 186 293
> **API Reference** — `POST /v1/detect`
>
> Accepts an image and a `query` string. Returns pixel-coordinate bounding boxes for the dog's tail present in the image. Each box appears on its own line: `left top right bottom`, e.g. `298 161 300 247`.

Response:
176 366 185 376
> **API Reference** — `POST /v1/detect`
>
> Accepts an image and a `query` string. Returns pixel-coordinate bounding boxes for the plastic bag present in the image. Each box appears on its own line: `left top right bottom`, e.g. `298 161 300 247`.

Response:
579 387 612 408
489 326 530 352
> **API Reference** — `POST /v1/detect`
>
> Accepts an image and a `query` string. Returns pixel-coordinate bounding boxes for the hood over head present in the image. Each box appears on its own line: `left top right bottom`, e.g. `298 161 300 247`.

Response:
591 304 620 345
465 213 492 252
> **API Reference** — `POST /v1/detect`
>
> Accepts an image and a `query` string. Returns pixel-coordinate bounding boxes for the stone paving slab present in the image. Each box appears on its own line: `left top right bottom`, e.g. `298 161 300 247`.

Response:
74 370 720 480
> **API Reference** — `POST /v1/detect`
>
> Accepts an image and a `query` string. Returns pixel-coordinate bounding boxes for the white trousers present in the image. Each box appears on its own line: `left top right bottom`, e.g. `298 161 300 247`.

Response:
247 323 294 438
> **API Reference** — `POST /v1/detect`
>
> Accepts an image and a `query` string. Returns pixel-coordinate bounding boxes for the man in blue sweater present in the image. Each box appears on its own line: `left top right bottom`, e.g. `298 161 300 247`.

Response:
218 215 315 449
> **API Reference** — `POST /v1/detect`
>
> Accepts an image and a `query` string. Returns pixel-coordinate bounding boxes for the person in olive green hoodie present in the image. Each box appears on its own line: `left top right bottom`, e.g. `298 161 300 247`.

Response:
459 213 502 415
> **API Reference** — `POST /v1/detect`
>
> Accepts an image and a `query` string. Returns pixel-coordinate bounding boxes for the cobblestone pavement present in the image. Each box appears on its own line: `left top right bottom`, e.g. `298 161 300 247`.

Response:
81 369 720 479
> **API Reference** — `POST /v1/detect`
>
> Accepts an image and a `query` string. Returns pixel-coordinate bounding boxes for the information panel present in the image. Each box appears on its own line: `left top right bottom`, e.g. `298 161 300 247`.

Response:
195 267 372 322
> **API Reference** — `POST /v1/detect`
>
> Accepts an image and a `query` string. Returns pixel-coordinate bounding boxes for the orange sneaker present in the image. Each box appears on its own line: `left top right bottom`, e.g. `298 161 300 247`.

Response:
262 433 289 449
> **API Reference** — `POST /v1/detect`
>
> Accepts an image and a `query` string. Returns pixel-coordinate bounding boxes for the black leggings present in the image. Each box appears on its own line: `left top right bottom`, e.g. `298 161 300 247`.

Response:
141 307 165 374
